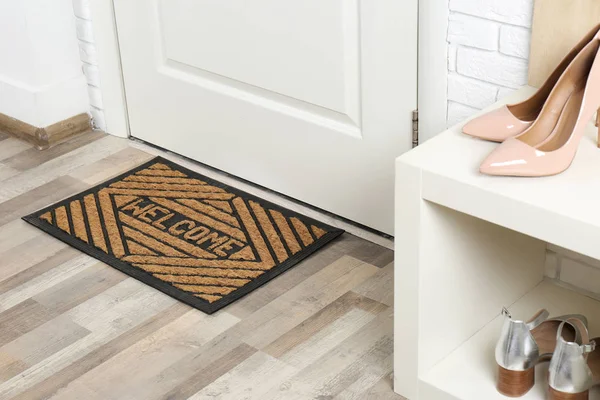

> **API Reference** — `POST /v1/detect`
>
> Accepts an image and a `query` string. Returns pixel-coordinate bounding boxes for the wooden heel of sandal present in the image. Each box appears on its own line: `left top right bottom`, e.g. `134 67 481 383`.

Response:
497 366 535 397
548 387 589 400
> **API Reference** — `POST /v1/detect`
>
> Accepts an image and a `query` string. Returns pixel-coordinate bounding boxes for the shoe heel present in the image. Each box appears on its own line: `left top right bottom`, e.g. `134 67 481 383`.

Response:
596 108 600 147
549 387 589 400
497 365 535 397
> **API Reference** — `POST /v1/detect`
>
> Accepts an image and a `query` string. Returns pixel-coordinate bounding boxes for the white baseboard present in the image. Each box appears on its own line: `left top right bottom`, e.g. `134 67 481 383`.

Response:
0 73 89 128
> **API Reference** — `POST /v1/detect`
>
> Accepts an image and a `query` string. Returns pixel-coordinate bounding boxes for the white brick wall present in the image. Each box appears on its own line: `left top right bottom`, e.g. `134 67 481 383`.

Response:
446 0 534 126
72 0 106 130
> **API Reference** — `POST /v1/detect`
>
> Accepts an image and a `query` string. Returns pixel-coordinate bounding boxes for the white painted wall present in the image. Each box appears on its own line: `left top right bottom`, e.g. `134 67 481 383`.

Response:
446 0 534 126
0 0 90 127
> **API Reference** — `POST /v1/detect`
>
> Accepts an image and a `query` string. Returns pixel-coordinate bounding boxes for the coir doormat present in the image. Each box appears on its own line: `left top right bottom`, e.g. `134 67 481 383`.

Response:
23 157 343 314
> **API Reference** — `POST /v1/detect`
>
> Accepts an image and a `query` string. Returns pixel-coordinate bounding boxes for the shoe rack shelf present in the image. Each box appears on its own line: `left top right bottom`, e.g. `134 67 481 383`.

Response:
393 87 600 400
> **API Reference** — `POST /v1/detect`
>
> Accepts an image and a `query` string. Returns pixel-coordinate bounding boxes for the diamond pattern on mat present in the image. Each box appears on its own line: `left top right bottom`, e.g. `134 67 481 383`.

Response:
37 162 330 304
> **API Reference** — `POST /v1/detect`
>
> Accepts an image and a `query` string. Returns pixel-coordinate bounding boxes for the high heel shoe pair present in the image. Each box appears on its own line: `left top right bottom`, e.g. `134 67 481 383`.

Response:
464 24 600 177
497 308 599 399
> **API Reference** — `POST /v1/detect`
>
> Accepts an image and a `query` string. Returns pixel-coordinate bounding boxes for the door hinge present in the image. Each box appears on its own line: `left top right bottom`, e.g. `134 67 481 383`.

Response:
412 109 419 148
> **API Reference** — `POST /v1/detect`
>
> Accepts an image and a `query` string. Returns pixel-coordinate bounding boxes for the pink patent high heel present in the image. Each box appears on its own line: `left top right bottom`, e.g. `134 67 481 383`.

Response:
462 24 600 143
480 31 600 177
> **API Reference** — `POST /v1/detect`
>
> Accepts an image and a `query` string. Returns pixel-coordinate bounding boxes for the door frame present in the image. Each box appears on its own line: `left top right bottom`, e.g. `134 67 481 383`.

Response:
90 0 130 138
418 0 449 143
91 0 449 142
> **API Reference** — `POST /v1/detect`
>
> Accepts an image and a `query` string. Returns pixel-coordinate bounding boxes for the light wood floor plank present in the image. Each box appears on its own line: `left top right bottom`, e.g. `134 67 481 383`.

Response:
334 353 395 400
0 139 31 161
188 351 299 400
0 254 97 312
0 135 127 202
0 300 59 348
0 353 27 382
158 343 257 400
358 373 403 400
50 310 239 400
0 248 80 295
10 303 190 400
0 236 67 283
32 263 128 314
0 220 42 254
0 176 88 227
263 310 393 400
131 324 252 400
67 146 155 185
0 164 19 182
64 278 175 329
3 131 106 171
352 261 394 306
278 307 380 369
0 315 90 381
238 256 379 350
0 286 177 399
264 291 388 359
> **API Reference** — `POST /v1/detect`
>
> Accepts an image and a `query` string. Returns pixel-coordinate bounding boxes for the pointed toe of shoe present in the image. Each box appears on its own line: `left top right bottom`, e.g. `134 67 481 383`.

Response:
462 116 491 139
463 106 532 142
479 152 515 176
479 152 522 176
479 138 542 177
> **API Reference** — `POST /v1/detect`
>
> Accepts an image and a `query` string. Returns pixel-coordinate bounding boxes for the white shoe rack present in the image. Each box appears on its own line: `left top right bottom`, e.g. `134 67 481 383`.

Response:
393 87 600 400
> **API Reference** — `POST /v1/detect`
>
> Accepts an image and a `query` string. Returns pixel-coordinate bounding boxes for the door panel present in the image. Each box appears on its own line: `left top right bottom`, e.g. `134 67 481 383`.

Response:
114 0 417 234
161 0 355 115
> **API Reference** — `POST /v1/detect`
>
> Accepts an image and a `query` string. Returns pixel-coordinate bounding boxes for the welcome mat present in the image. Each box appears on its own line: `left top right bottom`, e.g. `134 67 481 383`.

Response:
23 157 343 314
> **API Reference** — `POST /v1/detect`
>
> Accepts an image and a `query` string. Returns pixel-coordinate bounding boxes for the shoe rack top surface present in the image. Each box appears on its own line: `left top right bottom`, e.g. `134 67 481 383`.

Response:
397 86 600 261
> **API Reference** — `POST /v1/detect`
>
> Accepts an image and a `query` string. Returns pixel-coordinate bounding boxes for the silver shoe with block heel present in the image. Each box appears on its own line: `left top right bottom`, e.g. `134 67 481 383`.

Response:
495 308 587 397
548 318 599 400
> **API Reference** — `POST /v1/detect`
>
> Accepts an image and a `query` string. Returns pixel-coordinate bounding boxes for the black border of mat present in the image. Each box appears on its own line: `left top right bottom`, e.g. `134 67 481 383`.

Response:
22 156 344 314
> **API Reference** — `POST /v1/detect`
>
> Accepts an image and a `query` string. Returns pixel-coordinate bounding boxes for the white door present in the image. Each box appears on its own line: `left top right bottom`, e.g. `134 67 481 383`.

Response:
113 0 417 234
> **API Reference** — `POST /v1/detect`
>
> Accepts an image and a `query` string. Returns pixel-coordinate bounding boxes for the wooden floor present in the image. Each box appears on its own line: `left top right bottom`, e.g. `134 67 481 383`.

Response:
0 131 400 400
